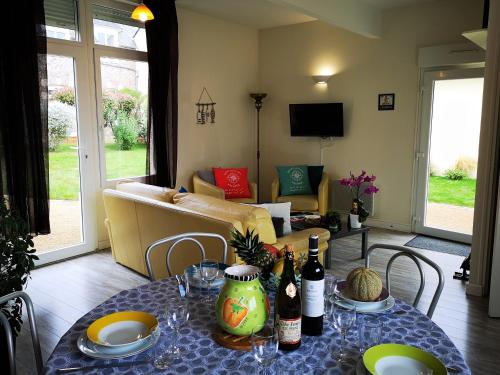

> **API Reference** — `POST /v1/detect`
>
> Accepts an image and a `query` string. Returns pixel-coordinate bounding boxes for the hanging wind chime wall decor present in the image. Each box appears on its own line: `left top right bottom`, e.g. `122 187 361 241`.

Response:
196 87 216 125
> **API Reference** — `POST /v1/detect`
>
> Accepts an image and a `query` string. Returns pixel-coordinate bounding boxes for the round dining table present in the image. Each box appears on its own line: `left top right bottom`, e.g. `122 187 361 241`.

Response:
44 276 471 374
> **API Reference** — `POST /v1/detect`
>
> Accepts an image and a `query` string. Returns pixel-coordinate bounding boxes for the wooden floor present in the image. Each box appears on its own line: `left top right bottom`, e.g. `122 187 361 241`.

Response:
14 228 500 374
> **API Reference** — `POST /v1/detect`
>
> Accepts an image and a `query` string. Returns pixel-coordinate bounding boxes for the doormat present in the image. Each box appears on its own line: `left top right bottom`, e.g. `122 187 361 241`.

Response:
404 235 470 257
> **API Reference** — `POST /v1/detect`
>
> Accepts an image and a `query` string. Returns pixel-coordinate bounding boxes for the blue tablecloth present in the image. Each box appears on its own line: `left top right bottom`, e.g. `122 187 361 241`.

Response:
44 277 470 374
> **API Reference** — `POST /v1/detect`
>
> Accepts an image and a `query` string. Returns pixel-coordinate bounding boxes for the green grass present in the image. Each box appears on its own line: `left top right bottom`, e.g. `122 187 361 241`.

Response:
104 143 147 180
427 176 476 207
49 143 146 200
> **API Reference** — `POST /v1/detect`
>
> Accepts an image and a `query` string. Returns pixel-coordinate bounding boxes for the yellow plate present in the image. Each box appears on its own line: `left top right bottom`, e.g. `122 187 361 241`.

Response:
86 311 158 348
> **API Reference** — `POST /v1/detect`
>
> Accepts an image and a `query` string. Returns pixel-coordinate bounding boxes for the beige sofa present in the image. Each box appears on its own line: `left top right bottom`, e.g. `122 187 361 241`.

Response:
103 182 330 279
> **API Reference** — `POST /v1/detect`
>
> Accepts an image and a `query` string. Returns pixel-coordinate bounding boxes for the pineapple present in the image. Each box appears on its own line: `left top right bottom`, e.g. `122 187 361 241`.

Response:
229 229 275 275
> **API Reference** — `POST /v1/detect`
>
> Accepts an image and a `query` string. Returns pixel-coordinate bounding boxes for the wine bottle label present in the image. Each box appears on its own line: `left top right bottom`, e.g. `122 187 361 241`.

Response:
286 282 297 298
302 279 324 317
277 316 301 344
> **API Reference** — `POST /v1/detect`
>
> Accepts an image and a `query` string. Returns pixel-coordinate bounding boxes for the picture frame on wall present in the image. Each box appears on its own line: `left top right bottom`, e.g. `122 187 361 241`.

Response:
378 93 395 111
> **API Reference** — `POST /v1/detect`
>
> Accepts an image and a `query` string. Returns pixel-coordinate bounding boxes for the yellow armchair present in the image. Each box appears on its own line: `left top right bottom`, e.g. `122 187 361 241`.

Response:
193 173 258 204
272 173 329 216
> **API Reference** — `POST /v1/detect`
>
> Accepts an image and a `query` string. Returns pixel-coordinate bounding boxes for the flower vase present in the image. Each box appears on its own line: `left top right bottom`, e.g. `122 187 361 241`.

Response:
215 265 269 336
349 213 362 228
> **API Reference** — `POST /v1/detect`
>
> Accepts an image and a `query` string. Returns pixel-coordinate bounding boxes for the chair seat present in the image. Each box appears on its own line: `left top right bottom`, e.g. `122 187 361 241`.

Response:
277 195 319 211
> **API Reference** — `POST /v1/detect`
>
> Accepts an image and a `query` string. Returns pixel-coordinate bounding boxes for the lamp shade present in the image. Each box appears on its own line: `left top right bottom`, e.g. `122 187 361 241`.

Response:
131 3 154 22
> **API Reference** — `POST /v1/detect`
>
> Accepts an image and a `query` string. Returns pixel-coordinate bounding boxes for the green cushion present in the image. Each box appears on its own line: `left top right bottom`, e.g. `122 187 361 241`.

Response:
277 165 313 196
308 165 324 193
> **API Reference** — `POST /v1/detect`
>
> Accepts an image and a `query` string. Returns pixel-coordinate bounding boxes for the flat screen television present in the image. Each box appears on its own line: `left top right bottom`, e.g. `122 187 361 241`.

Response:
289 103 343 137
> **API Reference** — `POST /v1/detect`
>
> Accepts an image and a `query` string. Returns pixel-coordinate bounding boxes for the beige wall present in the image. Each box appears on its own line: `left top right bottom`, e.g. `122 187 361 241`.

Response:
97 9 259 247
258 0 482 230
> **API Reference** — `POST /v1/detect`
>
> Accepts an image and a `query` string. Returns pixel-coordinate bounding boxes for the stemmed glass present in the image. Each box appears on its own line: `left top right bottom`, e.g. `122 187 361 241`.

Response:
251 326 279 374
358 316 382 355
325 276 338 301
331 304 356 362
153 299 190 369
199 259 219 303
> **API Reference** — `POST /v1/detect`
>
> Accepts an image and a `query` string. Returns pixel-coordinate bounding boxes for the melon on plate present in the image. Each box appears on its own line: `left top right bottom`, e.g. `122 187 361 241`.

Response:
346 267 383 302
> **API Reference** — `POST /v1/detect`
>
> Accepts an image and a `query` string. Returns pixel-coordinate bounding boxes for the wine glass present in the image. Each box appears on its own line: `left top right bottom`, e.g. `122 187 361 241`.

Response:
358 316 382 355
199 259 219 303
251 326 279 374
325 276 338 302
153 299 190 369
331 304 356 362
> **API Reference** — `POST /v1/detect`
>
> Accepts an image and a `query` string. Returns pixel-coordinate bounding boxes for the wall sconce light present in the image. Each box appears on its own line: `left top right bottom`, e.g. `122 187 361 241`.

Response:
131 2 154 22
312 75 332 85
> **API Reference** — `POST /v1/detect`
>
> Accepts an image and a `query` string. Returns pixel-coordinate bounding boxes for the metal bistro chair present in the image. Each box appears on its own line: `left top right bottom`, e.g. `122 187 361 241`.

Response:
365 244 445 318
0 291 43 375
145 232 228 281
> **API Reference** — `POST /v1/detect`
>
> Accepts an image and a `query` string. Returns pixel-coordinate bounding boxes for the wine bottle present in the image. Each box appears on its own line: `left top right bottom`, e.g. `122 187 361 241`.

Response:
275 245 301 350
301 234 325 336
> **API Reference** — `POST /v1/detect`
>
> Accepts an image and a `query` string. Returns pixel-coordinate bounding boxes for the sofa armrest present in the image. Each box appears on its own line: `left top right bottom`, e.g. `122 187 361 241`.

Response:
249 182 258 202
271 177 280 203
318 173 329 216
193 174 225 200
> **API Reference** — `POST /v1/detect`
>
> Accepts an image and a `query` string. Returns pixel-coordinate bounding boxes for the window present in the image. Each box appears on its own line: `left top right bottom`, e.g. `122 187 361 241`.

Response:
98 57 148 180
93 5 147 52
44 0 78 41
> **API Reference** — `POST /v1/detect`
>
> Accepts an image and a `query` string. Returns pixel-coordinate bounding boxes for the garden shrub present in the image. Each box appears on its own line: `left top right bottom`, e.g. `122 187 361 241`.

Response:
445 168 467 181
48 101 75 151
52 87 75 106
455 157 477 177
113 112 138 150
102 90 146 141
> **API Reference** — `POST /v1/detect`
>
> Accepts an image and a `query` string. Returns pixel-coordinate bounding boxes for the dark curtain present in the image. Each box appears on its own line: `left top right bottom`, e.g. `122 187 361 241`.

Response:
144 0 179 188
0 0 50 234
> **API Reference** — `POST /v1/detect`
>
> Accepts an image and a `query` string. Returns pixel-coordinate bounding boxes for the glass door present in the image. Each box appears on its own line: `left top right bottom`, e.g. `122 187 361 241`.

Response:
414 68 484 244
34 44 97 265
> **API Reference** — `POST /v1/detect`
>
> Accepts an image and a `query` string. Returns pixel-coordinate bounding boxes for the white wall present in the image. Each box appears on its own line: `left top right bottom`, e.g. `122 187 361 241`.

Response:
258 0 483 231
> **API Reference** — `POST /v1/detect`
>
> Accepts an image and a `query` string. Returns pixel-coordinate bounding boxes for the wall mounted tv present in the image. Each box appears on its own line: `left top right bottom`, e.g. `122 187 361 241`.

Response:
289 103 344 137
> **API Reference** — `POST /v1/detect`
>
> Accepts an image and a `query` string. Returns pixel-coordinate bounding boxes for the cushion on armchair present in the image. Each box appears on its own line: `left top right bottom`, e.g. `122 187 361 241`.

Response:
308 166 324 193
213 167 252 199
277 165 313 196
197 170 216 185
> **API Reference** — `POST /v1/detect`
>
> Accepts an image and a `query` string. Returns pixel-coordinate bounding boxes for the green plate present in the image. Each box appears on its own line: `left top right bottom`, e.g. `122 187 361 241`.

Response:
363 344 447 375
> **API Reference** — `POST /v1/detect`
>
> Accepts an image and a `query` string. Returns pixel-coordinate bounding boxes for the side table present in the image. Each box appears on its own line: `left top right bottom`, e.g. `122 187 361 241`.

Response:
291 220 370 269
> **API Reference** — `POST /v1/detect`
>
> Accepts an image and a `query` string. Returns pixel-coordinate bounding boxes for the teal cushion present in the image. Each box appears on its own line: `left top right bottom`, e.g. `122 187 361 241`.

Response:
308 166 324 193
277 165 313 196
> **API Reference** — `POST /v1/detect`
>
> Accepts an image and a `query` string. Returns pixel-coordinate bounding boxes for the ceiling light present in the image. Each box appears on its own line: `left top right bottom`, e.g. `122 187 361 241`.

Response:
131 2 154 22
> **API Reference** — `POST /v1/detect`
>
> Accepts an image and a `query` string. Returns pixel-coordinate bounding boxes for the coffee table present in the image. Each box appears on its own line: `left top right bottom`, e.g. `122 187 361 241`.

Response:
291 219 370 268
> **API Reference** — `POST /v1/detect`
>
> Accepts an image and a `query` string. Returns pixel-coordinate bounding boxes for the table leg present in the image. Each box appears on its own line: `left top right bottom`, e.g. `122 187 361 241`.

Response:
362 232 368 259
325 240 332 269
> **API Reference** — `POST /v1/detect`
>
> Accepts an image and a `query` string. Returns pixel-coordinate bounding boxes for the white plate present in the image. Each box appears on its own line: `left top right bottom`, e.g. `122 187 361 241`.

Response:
77 329 159 359
335 281 390 310
335 295 395 313
375 355 433 375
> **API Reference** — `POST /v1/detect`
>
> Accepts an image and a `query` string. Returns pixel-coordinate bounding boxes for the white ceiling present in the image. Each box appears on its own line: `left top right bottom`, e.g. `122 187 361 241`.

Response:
176 0 442 37
360 0 438 10
177 0 315 30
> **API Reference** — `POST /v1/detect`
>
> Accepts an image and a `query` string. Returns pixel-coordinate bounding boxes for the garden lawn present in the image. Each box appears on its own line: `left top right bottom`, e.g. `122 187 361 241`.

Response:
49 143 146 200
427 176 476 208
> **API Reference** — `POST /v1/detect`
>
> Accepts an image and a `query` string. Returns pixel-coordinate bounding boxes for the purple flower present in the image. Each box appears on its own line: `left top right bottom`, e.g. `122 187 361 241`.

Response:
340 170 380 199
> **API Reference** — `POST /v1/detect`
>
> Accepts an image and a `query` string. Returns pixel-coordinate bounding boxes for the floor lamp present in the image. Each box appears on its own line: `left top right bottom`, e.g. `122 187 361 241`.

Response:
250 93 267 203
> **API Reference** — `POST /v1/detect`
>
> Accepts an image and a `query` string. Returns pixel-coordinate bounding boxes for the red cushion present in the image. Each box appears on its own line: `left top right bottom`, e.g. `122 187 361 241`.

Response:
213 167 251 199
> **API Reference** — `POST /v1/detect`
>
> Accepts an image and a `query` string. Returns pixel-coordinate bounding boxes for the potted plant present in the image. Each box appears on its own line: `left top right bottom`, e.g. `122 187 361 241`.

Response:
0 198 38 371
325 211 342 232
340 171 379 228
